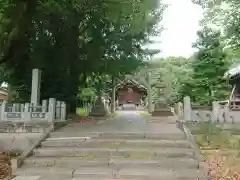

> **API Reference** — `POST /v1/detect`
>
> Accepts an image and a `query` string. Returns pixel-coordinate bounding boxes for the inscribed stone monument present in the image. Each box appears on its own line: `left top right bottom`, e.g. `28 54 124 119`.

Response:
31 69 41 106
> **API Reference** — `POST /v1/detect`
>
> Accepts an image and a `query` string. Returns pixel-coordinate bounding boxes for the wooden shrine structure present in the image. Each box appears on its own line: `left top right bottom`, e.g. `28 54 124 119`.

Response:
224 62 240 110
115 79 147 106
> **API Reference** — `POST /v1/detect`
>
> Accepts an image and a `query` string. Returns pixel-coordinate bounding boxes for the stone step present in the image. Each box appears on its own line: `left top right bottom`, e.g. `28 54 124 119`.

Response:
41 138 191 149
16 167 207 180
12 176 41 180
23 157 200 169
33 147 195 159
49 132 186 140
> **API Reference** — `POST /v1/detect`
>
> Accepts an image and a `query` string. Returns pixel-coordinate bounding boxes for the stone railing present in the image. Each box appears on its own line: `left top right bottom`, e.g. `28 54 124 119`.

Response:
0 98 66 133
174 96 240 123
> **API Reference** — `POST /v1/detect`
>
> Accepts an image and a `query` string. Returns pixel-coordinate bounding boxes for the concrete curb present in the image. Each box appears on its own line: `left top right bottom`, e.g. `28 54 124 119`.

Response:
16 125 54 168
176 120 211 180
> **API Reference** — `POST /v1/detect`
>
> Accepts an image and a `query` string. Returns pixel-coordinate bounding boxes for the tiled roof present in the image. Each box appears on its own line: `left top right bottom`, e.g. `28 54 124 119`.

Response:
224 62 240 79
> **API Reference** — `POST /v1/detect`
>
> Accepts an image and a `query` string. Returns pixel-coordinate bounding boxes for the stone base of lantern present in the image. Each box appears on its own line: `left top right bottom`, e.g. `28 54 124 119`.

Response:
89 97 108 118
151 108 174 117
151 102 174 117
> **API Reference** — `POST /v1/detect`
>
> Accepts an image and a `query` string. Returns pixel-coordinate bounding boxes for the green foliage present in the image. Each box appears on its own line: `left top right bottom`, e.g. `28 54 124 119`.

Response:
76 108 89 117
180 27 230 105
78 87 97 102
140 56 192 104
0 0 165 111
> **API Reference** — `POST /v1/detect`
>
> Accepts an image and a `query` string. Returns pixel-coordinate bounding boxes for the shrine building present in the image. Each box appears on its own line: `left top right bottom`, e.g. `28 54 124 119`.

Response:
115 79 147 106
224 62 240 109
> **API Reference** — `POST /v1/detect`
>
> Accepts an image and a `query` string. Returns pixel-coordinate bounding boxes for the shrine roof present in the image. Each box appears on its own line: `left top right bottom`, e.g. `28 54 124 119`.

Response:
116 79 147 91
224 61 240 81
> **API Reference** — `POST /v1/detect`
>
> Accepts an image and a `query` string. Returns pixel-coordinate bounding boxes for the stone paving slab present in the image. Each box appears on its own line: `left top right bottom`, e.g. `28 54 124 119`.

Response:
16 167 206 180
12 176 41 180
118 168 206 180
16 167 74 177
50 132 185 140
23 157 200 169
41 138 191 148
33 147 195 158
73 167 116 178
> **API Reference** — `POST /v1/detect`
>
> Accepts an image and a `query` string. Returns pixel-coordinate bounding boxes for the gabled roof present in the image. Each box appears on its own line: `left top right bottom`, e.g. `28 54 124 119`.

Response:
116 79 147 91
224 59 240 79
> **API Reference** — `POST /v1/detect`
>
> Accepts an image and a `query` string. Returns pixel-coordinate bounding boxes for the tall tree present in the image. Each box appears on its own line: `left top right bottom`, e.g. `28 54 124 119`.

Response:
0 0 166 111
190 27 230 104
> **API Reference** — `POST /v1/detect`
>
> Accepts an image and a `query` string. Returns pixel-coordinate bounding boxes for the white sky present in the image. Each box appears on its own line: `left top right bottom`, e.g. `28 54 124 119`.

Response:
150 0 203 58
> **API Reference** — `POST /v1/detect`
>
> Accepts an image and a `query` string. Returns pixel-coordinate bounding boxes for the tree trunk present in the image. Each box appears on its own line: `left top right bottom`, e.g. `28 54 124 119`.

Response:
111 76 116 113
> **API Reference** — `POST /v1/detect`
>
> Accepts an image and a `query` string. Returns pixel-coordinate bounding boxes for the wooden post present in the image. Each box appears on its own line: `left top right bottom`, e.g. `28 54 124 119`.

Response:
146 72 153 113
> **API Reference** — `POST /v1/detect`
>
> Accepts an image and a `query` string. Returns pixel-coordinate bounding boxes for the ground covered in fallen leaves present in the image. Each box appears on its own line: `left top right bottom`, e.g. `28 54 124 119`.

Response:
192 122 240 180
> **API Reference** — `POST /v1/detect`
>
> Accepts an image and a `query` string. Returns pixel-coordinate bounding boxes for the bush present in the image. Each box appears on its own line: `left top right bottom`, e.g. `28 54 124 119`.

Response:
76 108 89 117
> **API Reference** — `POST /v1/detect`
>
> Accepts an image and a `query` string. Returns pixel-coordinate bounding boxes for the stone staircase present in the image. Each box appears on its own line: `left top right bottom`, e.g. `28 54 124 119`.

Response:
15 123 208 180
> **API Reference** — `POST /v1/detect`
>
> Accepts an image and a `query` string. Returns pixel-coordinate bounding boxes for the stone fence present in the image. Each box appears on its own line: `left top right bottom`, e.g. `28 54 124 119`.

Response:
174 96 240 123
0 98 66 132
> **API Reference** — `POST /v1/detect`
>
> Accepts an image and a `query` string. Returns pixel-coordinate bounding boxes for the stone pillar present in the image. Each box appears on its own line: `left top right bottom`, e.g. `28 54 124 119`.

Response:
22 103 31 121
183 96 191 121
12 103 16 112
174 102 182 117
31 69 41 106
0 101 7 121
56 101 61 119
42 100 47 113
111 76 116 113
224 106 230 122
48 98 56 122
60 102 67 121
146 72 153 113
212 101 220 122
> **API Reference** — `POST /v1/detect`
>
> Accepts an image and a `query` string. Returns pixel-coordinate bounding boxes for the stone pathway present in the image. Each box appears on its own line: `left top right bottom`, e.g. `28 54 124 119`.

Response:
14 111 207 180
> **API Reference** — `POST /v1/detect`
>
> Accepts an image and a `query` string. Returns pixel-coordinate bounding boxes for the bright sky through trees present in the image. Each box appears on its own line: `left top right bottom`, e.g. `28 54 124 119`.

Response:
150 0 203 58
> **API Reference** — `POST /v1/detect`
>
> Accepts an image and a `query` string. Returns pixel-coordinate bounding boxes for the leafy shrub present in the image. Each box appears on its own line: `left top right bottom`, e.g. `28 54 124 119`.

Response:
76 108 89 117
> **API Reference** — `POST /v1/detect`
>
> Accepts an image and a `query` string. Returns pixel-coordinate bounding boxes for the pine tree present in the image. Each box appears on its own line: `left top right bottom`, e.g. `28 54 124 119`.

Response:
191 27 230 104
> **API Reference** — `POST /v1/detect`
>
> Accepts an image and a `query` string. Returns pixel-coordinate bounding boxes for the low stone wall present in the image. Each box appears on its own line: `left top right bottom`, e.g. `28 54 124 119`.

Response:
174 96 240 123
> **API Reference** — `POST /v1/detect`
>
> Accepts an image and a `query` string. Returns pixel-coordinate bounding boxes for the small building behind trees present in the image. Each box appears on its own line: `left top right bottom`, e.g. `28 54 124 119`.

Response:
224 62 240 109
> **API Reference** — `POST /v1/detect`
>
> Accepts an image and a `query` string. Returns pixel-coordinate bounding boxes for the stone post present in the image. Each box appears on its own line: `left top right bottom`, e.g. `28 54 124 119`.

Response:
0 101 7 121
48 98 56 122
42 100 47 113
56 101 61 119
224 106 230 122
174 102 182 117
12 103 16 112
30 69 41 106
22 103 31 121
16 103 21 112
20 104 24 112
60 102 67 121
183 96 191 121
212 101 220 122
